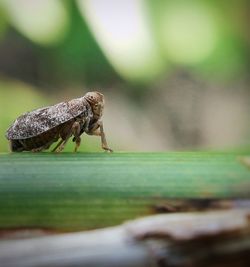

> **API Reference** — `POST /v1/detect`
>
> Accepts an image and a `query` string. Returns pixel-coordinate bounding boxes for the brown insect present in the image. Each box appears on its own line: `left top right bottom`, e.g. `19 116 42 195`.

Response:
5 91 113 153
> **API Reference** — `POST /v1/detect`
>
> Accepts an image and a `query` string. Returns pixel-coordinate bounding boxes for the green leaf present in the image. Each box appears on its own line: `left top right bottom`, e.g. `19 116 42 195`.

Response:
0 152 249 231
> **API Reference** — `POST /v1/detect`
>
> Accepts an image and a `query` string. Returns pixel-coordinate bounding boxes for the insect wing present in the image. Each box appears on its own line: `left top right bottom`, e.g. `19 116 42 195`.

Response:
6 98 87 139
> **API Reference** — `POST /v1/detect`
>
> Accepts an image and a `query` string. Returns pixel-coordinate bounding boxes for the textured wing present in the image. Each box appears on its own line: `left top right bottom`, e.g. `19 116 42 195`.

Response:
6 97 91 139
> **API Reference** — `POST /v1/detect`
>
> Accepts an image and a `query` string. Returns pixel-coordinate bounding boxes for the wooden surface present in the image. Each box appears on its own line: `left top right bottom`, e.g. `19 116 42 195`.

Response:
1 210 250 267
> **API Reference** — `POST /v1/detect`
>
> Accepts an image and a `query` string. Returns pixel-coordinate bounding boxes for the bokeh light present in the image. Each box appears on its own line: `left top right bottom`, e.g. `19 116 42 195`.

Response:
159 2 218 64
1 0 69 45
77 0 165 82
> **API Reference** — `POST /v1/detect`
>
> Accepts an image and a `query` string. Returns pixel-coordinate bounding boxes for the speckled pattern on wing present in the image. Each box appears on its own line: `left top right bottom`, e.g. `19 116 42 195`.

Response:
6 97 91 139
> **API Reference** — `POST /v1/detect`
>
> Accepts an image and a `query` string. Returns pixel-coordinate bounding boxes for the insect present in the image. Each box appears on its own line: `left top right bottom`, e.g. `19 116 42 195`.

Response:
5 91 113 153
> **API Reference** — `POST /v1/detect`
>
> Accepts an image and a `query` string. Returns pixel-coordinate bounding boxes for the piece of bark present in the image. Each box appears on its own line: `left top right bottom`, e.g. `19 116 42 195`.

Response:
0 209 250 267
126 209 250 241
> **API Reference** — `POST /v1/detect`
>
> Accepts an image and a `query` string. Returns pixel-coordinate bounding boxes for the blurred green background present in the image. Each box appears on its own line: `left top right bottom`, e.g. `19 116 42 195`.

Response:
0 0 249 152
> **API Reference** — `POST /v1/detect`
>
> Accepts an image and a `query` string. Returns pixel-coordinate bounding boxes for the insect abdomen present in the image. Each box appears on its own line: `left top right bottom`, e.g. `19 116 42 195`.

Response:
11 124 62 152
9 140 24 152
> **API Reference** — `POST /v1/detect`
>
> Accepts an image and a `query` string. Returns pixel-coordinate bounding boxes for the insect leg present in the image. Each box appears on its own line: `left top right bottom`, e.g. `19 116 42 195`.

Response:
55 121 81 153
72 117 90 142
88 121 113 152
51 139 64 152
31 146 48 152
54 138 69 153
99 122 113 152
72 121 81 152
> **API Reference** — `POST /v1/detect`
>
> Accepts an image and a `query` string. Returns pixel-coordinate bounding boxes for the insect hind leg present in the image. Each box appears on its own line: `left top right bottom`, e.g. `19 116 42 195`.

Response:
72 121 81 152
53 121 81 153
31 142 53 152
51 139 64 152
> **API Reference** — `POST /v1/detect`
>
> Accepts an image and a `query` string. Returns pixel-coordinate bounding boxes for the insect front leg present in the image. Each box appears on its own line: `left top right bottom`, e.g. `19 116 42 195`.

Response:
99 122 113 152
87 121 113 152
